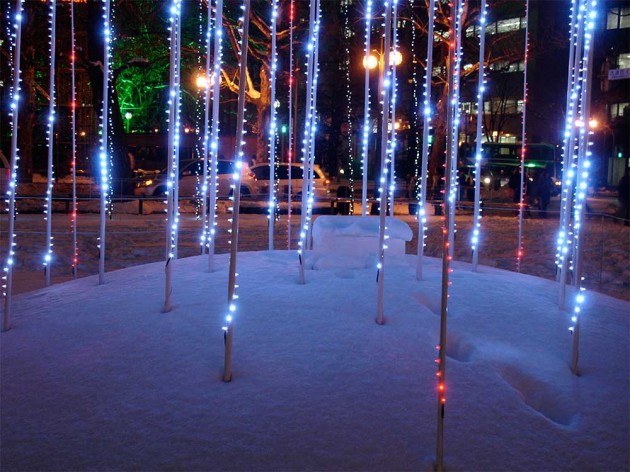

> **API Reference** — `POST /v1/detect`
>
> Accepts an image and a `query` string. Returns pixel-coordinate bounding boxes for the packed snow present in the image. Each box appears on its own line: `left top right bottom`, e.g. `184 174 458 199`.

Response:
1 231 628 470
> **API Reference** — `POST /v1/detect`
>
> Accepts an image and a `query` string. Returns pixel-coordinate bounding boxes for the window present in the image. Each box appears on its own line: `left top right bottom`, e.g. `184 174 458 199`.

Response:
488 60 524 73
496 18 522 33
483 99 522 114
617 53 630 69
610 102 630 119
607 6 630 29
460 102 478 115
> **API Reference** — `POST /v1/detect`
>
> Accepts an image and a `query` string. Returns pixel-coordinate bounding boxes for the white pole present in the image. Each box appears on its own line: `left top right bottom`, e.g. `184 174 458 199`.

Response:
436 2 460 468
306 21 321 251
164 0 182 313
223 0 251 383
361 1 373 216
268 0 279 251
200 0 212 255
471 0 487 272
44 0 57 287
376 1 393 326
71 0 78 279
516 0 530 274
2 0 25 332
297 0 320 284
98 0 112 286
388 1 398 215
416 0 436 280
208 0 224 273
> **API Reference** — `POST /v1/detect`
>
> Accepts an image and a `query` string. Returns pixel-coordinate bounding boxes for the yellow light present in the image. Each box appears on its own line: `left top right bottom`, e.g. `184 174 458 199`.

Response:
389 50 403 67
363 54 378 70
196 75 208 89
588 118 598 129
394 121 401 130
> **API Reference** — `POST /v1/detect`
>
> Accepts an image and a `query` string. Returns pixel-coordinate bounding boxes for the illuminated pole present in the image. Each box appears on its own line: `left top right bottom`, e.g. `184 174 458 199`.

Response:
70 0 78 279
44 0 57 287
2 0 24 332
416 0 436 280
223 0 251 382
559 0 587 308
376 1 393 326
570 4 596 374
436 1 459 468
470 0 487 272
361 1 373 215
163 0 182 313
200 0 212 255
98 0 112 286
287 0 294 248
516 0 530 273
208 0 224 272
297 0 320 284
268 0 279 251
387 0 398 215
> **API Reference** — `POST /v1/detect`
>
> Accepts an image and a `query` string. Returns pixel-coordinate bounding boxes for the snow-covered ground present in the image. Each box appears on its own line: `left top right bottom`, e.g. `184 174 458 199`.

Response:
1 246 628 470
1 197 628 300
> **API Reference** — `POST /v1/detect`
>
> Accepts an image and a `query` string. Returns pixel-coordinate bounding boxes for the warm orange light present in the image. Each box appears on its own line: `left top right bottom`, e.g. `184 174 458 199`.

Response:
362 54 378 70
588 118 599 129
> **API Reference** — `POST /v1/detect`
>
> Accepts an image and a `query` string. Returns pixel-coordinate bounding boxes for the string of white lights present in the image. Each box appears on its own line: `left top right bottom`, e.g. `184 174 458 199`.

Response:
200 0 213 255
436 0 461 467
297 0 321 284
342 0 354 214
70 0 78 279
267 0 279 250
2 0 24 332
558 0 588 308
207 0 224 272
98 0 112 285
470 0 487 272
163 0 182 312
223 0 252 382
44 0 57 287
415 0 436 280
569 0 596 375
287 0 294 248
387 0 399 215
516 0 531 273
361 0 373 216
447 0 464 259
376 0 393 326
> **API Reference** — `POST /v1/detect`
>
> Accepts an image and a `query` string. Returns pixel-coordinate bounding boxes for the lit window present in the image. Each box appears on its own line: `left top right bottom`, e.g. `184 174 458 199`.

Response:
607 6 630 29
497 17 522 33
617 53 630 69
610 102 630 118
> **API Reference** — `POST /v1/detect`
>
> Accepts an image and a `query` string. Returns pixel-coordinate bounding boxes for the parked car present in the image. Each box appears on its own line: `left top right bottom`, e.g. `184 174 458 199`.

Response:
133 159 256 198
250 162 331 199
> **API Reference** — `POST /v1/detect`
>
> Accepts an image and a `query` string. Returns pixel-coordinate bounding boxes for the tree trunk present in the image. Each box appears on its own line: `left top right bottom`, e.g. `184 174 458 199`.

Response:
255 67 271 163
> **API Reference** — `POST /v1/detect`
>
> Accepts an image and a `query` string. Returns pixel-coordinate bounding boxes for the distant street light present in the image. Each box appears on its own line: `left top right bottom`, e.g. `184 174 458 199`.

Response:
361 49 403 70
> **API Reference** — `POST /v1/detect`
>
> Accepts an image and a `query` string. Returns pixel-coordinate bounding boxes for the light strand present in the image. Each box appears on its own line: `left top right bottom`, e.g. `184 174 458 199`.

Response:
287 0 294 249
360 0 373 216
70 0 78 279
200 0 213 254
268 0 279 250
2 0 25 332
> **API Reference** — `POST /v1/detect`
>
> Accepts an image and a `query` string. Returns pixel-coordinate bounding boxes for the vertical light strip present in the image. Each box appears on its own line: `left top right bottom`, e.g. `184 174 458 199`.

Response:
416 0 436 280
570 0 596 375
471 0 487 272
70 0 78 279
208 0 224 272
2 0 24 332
436 0 461 468
268 0 279 250
342 0 354 213
163 0 182 312
387 0 398 215
287 0 294 248
200 0 213 255
297 0 321 284
361 0 373 215
447 0 464 259
558 0 587 308
376 0 393 326
516 0 530 273
97 0 111 285
44 0 57 287
223 0 252 382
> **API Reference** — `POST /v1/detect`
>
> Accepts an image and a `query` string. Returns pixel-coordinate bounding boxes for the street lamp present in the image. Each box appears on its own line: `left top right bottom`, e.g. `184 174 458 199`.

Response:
362 49 403 70
124 111 132 133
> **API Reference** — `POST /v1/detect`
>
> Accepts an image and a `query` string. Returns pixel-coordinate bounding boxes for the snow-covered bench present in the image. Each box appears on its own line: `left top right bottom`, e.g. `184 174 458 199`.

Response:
309 215 413 269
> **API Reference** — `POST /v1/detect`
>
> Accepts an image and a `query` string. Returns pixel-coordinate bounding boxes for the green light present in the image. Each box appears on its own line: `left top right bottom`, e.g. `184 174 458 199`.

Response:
281 125 287 134
618 152 623 159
